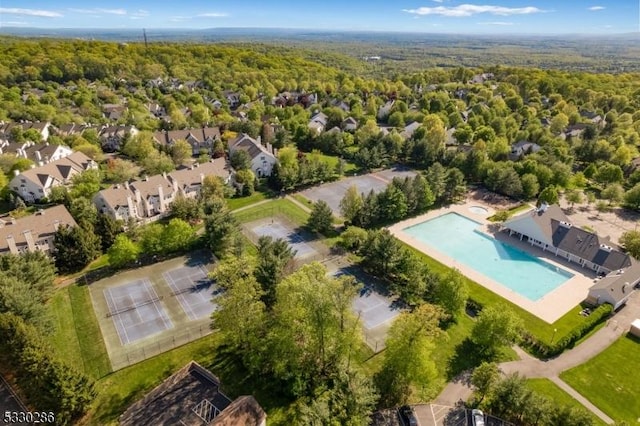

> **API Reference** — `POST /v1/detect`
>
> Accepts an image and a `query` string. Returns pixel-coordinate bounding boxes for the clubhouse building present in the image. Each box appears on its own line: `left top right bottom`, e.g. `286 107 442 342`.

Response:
503 203 639 310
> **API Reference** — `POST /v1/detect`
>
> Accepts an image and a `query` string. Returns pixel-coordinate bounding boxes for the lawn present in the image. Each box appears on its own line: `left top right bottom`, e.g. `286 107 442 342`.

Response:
233 198 310 226
561 334 640 423
47 284 111 380
226 191 269 211
400 241 594 345
526 379 606 425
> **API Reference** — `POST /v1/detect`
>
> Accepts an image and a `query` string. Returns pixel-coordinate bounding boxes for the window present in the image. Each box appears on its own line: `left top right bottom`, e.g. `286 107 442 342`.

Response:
261 156 265 160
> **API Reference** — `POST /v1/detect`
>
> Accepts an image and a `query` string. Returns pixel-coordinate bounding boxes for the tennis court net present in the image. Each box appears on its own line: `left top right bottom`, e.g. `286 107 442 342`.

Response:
106 295 163 317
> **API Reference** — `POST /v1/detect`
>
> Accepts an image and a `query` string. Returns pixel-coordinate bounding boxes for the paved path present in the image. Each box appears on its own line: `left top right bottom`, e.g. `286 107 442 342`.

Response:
430 290 640 425
285 194 312 213
229 198 272 213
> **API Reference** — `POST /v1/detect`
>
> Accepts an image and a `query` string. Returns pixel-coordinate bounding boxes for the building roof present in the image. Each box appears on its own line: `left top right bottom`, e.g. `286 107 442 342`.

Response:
0 205 76 254
95 185 132 210
511 140 541 152
14 151 93 187
551 219 632 271
129 174 175 200
154 127 221 146
589 260 640 305
504 204 569 243
99 125 137 138
119 361 232 426
228 134 273 161
210 396 266 426
168 158 231 187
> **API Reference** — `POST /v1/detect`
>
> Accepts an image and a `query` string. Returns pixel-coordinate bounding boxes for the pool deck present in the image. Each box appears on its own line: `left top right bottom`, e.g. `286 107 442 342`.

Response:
389 202 595 324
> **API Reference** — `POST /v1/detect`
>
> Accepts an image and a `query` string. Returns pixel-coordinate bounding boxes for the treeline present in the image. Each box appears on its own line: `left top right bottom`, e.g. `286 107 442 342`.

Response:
0 253 94 424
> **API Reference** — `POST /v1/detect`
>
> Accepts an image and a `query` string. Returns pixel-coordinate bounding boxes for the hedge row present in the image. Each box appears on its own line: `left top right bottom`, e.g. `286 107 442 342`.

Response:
521 304 613 358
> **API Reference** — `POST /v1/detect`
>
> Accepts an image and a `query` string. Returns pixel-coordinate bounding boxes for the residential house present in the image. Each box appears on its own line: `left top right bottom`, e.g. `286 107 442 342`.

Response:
377 100 395 120
509 140 541 160
401 121 421 140
10 152 97 203
503 203 638 309
93 184 141 222
0 141 73 166
468 72 494 84
0 121 51 142
331 99 350 112
147 103 168 120
0 205 77 255
120 361 266 426
580 111 606 128
102 103 127 121
146 77 164 88
128 174 178 219
308 111 328 134
168 158 232 198
561 123 588 140
341 117 358 132
99 125 139 152
224 91 241 109
55 123 92 138
153 127 222 156
228 134 277 177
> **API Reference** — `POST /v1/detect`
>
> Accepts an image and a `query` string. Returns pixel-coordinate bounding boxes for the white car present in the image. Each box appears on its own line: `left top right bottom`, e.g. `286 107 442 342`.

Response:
472 409 485 426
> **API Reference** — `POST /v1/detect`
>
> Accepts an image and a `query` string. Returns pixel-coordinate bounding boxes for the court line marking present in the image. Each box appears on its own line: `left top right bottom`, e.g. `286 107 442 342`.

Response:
144 280 172 331
164 270 197 320
105 287 130 345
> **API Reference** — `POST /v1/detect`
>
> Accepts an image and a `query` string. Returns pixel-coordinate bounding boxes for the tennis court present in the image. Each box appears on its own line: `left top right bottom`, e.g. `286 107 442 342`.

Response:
104 279 173 345
249 220 319 259
164 265 222 321
353 286 401 330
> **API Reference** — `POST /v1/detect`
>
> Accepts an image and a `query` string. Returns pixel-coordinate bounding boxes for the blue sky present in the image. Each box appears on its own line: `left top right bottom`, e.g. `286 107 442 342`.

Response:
0 1 637 34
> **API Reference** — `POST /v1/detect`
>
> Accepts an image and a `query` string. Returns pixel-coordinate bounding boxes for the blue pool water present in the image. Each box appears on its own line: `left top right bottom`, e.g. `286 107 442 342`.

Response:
403 213 573 301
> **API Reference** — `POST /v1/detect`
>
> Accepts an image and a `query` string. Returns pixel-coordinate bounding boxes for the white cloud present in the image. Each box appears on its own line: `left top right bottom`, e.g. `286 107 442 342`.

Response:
588 6 605 11
132 9 149 17
432 0 444 2
478 21 514 25
0 7 62 18
197 12 229 18
402 4 544 17
69 8 126 15
1 21 30 26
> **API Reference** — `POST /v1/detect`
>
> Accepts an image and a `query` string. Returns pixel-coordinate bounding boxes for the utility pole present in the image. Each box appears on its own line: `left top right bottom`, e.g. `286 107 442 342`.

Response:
143 28 148 49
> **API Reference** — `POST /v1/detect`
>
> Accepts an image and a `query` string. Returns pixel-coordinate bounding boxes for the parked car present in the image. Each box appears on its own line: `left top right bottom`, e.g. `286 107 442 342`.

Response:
399 405 419 426
471 409 485 426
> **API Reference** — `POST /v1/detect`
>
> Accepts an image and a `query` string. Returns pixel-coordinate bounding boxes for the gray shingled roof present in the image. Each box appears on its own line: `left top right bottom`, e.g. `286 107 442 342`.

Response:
0 205 76 253
550 219 632 271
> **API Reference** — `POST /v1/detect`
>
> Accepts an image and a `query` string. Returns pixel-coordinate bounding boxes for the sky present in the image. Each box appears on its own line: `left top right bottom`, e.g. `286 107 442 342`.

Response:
0 1 638 34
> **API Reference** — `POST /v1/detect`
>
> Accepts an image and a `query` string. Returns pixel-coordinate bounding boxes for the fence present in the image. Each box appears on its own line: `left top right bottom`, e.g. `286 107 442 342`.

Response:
110 323 212 371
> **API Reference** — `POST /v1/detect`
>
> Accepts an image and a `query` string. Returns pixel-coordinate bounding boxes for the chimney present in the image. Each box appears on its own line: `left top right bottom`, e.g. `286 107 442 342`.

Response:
35 150 42 161
53 220 60 231
6 235 18 254
13 169 19 177
157 185 166 211
23 230 35 252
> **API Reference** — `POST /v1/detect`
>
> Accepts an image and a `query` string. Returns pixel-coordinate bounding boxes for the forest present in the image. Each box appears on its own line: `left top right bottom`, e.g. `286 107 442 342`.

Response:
0 36 639 424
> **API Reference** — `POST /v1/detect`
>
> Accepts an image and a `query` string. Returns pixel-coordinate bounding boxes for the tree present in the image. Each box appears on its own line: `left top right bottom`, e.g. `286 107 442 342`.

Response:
104 158 140 183
170 194 202 222
620 230 640 260
204 198 240 257
254 236 295 308
107 234 140 268
564 189 584 210
471 306 523 357
94 212 123 251
444 168 466 203
171 139 193 165
431 269 468 320
53 225 101 273
230 149 251 171
162 218 195 252
471 362 500 404
235 169 256 195
376 304 445 406
339 226 368 252
624 183 640 210
308 200 334 234
69 197 98 229
601 183 624 205
537 185 559 206
520 173 539 200
377 185 408 222
270 263 361 394
139 223 164 255
70 169 102 199
142 151 175 175
211 265 267 373
0 273 51 332
594 163 623 185
339 185 364 223
199 175 226 201
361 229 405 279
425 162 447 201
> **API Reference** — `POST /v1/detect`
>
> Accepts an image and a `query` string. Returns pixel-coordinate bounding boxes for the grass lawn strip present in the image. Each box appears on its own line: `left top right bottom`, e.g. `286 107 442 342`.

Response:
526 379 606 425
561 335 640 423
233 198 310 226
48 284 111 380
226 191 269 211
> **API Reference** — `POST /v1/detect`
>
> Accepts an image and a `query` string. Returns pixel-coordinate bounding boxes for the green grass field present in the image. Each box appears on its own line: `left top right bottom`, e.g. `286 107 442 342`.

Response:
526 379 606 425
233 198 310 226
226 191 269 211
400 242 593 345
561 334 640 423
48 284 111 380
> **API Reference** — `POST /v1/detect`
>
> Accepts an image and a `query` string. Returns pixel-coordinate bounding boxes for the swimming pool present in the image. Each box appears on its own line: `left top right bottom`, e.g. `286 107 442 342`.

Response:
403 213 573 301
